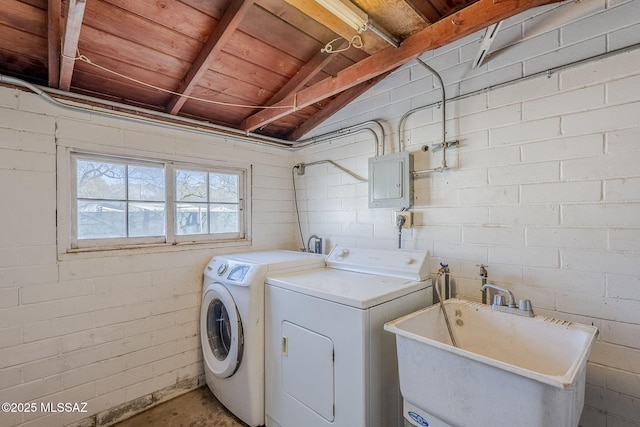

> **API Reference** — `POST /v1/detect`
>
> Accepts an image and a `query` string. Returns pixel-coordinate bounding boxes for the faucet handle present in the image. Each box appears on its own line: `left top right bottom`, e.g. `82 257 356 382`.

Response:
519 299 533 311
493 294 506 306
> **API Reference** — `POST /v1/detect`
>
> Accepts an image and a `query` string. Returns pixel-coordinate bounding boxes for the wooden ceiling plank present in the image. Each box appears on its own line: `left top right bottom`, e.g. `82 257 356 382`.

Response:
286 72 390 141
166 0 255 115
105 0 215 41
358 0 429 39
48 0 61 87
222 29 306 78
240 0 560 132
427 0 452 17
2 1 48 37
83 1 202 62
72 68 172 106
211 52 289 93
194 71 277 106
59 0 86 91
283 0 388 54
403 0 443 23
241 4 324 62
78 26 191 80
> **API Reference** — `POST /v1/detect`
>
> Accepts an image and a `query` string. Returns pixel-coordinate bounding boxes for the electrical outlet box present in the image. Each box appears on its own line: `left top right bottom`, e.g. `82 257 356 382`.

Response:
394 211 413 228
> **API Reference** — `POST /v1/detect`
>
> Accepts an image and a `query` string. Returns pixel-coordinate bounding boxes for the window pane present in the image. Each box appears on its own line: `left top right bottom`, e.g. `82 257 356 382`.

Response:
175 203 209 235
77 201 126 239
128 202 165 237
210 173 238 203
210 204 239 234
176 170 207 202
128 165 165 201
77 160 126 200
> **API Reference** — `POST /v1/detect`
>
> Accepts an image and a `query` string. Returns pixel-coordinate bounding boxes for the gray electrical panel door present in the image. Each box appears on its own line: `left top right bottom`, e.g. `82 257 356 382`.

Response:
368 151 412 208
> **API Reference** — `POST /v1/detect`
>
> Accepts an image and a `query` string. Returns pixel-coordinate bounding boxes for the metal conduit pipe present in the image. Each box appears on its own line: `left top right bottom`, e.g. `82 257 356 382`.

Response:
1 74 387 156
0 74 296 149
400 44 640 176
294 159 367 182
292 119 386 157
1 75 383 184
398 58 451 175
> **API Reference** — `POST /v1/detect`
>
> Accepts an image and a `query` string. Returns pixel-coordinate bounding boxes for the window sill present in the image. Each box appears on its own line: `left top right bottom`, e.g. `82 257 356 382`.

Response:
57 238 252 261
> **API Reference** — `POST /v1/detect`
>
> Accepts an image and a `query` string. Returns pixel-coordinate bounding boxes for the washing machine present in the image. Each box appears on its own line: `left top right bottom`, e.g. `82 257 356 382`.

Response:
201 250 325 427
264 245 433 427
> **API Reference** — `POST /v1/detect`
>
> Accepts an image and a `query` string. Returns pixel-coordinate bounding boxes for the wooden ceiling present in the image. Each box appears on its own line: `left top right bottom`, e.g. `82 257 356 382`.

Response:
1 0 559 141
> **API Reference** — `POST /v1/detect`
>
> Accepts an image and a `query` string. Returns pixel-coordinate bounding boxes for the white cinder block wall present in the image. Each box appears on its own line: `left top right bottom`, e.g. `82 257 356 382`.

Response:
295 1 640 426
0 88 299 426
1 0 639 427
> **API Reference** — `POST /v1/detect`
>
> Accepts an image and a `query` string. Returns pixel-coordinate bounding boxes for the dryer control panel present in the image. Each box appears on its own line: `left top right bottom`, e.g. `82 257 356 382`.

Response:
326 244 430 281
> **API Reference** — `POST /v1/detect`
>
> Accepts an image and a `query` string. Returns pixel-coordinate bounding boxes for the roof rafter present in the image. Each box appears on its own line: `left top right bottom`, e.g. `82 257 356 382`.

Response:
241 0 560 134
59 0 86 91
264 41 347 107
48 0 61 87
286 72 390 141
166 0 255 115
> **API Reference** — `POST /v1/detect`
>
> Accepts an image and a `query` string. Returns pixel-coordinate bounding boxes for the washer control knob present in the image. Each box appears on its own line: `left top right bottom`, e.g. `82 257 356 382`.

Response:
217 263 228 276
405 258 415 265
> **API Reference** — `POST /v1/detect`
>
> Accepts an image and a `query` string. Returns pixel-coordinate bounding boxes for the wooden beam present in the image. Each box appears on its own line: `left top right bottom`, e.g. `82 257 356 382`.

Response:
265 41 348 107
240 0 559 132
166 0 255 115
59 0 86 91
48 0 61 88
287 72 390 141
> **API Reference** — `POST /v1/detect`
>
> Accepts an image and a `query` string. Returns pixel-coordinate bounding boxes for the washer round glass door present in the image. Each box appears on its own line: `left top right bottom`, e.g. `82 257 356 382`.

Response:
201 283 243 378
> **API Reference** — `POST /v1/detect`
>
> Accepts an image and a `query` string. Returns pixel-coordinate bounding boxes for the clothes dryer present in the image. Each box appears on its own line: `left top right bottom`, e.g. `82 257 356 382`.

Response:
201 250 325 427
264 245 433 427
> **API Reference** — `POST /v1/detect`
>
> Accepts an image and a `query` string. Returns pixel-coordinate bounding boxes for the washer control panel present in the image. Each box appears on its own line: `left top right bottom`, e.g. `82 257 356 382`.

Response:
205 258 258 286
227 264 251 282
217 263 228 276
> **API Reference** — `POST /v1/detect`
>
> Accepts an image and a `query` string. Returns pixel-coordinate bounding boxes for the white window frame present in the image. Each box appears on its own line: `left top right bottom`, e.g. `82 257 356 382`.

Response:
59 149 250 253
172 163 246 245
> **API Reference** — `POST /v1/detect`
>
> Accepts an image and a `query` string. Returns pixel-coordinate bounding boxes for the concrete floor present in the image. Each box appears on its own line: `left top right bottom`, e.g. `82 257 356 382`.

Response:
113 386 249 427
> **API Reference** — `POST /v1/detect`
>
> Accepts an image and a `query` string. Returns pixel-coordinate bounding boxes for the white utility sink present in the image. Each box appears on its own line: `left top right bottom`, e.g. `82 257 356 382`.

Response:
384 298 598 427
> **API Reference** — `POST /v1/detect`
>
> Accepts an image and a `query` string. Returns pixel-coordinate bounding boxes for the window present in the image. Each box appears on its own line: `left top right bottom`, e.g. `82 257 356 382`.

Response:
70 153 247 249
175 169 241 236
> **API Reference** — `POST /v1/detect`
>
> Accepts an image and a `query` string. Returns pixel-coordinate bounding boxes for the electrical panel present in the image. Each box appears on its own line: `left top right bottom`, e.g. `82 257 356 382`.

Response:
368 151 412 208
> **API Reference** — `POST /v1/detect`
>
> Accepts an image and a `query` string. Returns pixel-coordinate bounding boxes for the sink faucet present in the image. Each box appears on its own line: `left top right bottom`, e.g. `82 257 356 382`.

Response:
481 283 534 317
437 263 451 300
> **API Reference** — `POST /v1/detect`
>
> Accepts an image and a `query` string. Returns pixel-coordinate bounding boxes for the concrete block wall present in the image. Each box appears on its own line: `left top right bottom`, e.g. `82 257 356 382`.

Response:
0 88 298 426
295 1 640 425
